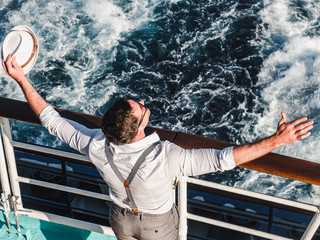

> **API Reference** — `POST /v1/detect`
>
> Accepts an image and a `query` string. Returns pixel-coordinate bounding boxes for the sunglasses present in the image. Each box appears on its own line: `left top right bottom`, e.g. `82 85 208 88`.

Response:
136 101 148 129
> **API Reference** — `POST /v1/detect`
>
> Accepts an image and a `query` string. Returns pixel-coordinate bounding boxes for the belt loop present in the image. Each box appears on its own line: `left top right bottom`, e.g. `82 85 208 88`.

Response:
121 208 126 216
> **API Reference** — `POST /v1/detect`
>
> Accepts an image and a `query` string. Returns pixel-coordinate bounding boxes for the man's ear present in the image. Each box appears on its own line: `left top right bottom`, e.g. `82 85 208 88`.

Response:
136 128 143 137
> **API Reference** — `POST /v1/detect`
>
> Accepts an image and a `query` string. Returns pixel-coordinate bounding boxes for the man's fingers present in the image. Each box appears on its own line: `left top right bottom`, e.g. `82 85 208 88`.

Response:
2 60 8 74
278 112 287 128
281 112 287 122
292 120 314 135
6 54 12 63
11 56 19 68
5 54 13 72
296 120 314 129
296 123 313 135
298 131 311 140
290 116 309 127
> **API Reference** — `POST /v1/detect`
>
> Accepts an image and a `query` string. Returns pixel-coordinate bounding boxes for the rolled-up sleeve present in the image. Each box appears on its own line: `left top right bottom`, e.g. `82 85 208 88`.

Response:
39 106 101 155
165 142 236 177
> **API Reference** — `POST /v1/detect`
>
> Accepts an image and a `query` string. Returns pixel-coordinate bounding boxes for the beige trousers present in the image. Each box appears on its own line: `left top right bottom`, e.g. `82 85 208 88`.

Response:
109 203 179 240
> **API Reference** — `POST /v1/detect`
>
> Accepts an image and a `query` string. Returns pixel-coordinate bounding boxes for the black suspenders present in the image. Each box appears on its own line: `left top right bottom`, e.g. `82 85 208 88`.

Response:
105 141 160 214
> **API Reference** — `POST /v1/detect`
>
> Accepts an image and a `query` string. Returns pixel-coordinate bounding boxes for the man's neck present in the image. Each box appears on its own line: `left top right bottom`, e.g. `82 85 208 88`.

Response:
129 132 146 144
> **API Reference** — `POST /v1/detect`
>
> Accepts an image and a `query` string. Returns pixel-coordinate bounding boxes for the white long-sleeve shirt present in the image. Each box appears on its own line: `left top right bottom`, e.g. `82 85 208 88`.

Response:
40 106 236 214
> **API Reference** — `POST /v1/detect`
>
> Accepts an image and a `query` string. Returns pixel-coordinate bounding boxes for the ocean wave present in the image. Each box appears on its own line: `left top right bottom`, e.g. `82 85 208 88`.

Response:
1 0 319 204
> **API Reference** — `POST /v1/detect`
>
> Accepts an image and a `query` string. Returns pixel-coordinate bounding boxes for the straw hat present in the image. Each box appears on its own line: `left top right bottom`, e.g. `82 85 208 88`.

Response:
1 25 39 74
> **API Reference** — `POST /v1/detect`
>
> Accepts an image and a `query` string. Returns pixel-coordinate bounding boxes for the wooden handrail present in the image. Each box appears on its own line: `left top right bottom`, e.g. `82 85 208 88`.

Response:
1 97 319 186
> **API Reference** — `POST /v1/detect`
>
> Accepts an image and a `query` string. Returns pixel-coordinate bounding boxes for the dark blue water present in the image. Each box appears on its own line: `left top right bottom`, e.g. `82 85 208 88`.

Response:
1 0 320 204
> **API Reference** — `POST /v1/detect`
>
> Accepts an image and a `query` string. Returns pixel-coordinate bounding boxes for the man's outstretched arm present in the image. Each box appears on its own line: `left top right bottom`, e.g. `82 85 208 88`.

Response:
233 112 314 166
2 55 97 155
2 54 48 116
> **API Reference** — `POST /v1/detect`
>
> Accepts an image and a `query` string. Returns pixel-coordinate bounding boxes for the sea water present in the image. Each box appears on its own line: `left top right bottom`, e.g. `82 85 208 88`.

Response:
1 0 320 205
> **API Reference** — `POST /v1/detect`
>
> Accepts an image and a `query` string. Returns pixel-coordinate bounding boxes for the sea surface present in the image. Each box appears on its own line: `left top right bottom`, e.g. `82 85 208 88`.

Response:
1 0 320 205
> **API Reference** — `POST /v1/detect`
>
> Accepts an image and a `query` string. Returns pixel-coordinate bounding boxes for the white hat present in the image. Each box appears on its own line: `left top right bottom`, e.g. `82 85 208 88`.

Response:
1 25 39 74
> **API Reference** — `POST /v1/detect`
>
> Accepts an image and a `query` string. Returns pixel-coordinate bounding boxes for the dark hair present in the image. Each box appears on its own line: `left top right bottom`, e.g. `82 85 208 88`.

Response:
102 98 138 145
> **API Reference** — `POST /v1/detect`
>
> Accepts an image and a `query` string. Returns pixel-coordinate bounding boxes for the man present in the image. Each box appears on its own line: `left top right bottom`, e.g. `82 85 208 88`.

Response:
2 55 314 240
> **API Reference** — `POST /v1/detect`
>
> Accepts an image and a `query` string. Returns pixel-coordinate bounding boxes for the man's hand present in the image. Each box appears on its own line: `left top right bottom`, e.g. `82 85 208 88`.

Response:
2 54 27 84
233 113 314 166
2 54 48 116
273 112 313 148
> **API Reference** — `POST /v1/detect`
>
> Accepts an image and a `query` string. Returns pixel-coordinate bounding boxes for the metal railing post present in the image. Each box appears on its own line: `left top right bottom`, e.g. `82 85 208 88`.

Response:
0 118 23 231
0 119 12 229
0 118 22 204
301 209 320 240
178 175 188 240
268 207 274 233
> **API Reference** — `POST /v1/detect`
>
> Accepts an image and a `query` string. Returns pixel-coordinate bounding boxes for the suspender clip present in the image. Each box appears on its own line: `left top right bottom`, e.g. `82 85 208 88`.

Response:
124 180 130 188
132 208 139 216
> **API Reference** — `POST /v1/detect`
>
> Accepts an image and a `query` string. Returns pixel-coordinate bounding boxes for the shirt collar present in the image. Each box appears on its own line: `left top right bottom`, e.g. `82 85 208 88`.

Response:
110 132 160 152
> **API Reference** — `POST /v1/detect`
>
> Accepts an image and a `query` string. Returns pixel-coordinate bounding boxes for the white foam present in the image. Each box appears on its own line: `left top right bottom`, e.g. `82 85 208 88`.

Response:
254 36 320 162
248 0 320 163
236 169 320 205
1 0 156 113
84 0 151 43
231 1 320 204
1 0 319 204
84 0 133 49
0 0 11 11
260 0 319 38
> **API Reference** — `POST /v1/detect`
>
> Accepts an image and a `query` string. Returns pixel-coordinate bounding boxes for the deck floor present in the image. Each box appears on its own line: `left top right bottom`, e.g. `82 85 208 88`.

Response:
0 211 116 240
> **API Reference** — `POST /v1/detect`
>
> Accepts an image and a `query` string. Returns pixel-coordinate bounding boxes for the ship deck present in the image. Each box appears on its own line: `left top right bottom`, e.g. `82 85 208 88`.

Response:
0 210 116 240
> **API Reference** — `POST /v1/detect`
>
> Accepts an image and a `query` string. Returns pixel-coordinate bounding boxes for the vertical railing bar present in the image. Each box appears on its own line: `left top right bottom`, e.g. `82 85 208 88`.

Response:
11 195 20 232
0 118 22 205
61 160 73 217
0 118 23 232
0 117 12 229
178 175 188 240
268 207 274 233
300 209 320 240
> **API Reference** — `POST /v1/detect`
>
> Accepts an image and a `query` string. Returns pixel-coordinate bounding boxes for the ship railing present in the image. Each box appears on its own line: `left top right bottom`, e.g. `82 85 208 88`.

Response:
0 116 116 236
0 97 320 239
178 177 320 240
